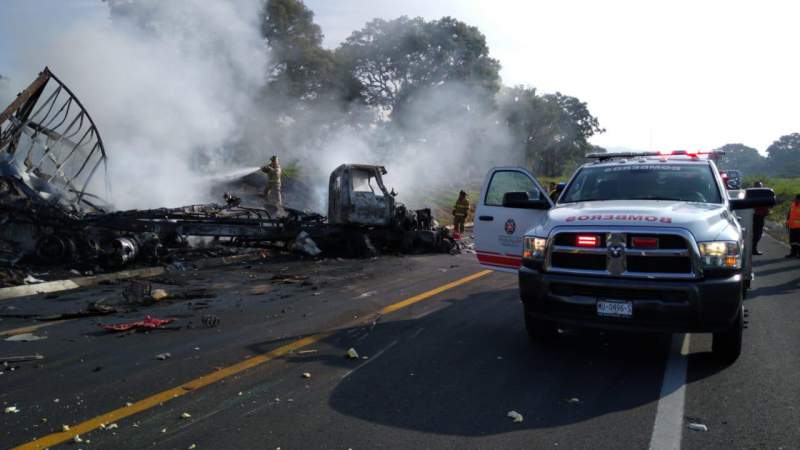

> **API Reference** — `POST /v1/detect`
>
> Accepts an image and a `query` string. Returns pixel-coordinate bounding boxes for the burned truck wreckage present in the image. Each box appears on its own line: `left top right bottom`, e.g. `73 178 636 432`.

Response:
0 68 457 275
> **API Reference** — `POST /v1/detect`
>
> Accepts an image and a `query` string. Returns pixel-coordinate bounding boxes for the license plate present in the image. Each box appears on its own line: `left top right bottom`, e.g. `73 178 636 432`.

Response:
596 300 633 318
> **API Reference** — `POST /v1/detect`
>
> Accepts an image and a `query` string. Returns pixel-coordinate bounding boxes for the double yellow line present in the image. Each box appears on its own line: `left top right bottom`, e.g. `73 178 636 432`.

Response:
15 270 492 449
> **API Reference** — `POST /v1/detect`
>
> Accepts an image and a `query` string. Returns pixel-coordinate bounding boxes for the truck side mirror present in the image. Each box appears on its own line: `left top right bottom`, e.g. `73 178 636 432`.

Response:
729 188 775 210
502 191 550 210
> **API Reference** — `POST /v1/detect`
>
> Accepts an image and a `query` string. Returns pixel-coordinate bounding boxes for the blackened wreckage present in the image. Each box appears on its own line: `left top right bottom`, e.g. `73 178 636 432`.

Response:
0 68 456 274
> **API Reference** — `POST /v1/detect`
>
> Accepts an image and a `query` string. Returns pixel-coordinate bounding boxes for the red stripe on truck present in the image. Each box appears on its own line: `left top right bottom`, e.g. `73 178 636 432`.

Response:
476 252 521 269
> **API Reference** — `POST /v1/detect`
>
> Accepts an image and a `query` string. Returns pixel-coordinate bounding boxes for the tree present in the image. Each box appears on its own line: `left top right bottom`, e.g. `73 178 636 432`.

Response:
500 87 604 177
765 133 800 177
337 16 501 113
713 143 767 175
261 0 337 101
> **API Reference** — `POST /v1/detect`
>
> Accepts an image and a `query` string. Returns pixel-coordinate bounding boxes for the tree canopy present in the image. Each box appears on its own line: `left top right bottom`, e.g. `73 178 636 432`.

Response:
261 0 336 101
765 133 800 177
337 16 501 113
501 87 604 176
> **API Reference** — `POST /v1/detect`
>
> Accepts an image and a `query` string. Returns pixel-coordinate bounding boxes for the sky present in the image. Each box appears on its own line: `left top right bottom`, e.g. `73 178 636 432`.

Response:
1 0 798 153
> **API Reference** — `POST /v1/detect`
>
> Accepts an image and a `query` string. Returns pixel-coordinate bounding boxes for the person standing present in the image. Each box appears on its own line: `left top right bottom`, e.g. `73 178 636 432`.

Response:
787 194 800 258
261 155 282 208
752 181 769 255
452 190 470 237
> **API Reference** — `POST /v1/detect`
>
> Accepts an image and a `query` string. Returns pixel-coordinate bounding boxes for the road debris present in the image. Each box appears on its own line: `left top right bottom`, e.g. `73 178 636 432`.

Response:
107 423 118 430
202 314 220 328
507 410 524 423
181 412 192 419
4 406 19 414
270 274 309 285
23 274 45 284
297 349 318 355
5 333 47 342
99 315 175 332
346 348 359 359
301 372 311 378
62 425 70 431
73 434 83 443
290 231 322 256
566 397 581 405
0 354 44 363
688 422 709 432
155 353 171 360
151 289 169 301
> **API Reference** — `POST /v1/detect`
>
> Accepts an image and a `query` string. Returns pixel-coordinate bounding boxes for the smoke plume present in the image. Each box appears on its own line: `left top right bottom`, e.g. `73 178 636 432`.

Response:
6 0 520 213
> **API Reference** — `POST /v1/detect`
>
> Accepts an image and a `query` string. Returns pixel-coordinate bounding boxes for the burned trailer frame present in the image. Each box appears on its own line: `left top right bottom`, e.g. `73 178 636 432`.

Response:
0 67 111 265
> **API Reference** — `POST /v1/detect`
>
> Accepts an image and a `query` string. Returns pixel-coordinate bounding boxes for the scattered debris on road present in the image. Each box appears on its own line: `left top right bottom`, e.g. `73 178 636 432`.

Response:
688 422 709 432
23 275 45 284
0 354 44 363
181 412 192 419
151 289 169 301
5 332 47 342
99 315 175 332
4 406 20 414
155 352 172 360
302 372 311 378
566 397 581 405
346 348 359 359
507 410 524 423
202 314 220 328
290 231 322 256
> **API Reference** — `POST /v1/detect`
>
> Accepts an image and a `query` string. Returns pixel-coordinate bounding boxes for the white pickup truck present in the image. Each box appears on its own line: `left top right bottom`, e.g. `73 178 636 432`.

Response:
474 151 775 361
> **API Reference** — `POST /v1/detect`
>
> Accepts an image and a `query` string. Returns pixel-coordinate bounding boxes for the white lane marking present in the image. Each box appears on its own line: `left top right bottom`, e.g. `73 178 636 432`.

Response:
341 340 398 380
649 333 691 450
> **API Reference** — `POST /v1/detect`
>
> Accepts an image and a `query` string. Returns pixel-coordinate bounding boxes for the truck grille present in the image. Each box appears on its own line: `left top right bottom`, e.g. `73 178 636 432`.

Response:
547 231 695 278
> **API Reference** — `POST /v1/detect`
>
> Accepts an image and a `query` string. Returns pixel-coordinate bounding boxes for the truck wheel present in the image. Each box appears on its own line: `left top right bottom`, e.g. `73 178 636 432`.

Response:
712 305 743 363
525 312 557 342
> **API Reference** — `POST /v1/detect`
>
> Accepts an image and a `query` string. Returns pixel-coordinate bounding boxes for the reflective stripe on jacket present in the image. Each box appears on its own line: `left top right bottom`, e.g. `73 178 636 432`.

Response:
453 199 469 217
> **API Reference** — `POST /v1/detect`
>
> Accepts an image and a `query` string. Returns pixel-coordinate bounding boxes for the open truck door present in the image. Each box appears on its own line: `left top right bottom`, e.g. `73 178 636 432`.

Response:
474 167 552 272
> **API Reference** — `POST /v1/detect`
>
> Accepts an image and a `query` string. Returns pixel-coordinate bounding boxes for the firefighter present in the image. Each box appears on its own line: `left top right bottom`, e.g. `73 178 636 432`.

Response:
752 181 769 255
452 190 470 237
261 155 282 208
787 193 800 258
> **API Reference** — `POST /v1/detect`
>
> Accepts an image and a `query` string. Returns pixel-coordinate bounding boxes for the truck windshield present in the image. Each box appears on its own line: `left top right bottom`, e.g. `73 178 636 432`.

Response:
560 163 723 204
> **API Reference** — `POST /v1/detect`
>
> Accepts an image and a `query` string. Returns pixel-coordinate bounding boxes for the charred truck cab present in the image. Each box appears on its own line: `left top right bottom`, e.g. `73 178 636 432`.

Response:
474 151 775 362
327 164 454 254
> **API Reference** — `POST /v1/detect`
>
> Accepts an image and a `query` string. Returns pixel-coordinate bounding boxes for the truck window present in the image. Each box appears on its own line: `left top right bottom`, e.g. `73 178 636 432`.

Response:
485 170 539 206
351 170 383 196
560 164 723 204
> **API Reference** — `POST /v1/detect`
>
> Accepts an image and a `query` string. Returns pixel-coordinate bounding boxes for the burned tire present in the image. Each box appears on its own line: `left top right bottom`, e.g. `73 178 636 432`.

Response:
712 305 743 363
524 311 558 342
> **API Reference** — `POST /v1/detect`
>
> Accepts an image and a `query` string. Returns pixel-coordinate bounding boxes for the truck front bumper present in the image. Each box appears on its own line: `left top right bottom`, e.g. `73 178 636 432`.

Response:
519 266 743 333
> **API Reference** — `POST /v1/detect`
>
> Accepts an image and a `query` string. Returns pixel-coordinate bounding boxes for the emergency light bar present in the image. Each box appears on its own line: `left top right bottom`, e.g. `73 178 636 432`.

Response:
586 150 725 161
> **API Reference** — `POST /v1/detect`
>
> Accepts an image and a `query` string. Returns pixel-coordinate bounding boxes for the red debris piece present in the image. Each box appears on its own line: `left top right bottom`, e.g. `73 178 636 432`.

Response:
100 315 175 332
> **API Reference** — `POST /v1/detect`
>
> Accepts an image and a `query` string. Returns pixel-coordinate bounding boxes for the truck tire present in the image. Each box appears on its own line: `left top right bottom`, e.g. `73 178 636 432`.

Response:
524 312 558 342
712 305 743 363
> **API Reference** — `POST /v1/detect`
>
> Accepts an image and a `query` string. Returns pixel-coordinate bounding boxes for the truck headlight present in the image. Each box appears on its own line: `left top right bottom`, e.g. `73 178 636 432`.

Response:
523 236 547 260
698 241 741 270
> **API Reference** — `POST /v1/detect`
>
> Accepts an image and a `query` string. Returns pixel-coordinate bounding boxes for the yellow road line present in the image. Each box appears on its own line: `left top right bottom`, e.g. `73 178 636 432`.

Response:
14 269 492 449
0 320 70 337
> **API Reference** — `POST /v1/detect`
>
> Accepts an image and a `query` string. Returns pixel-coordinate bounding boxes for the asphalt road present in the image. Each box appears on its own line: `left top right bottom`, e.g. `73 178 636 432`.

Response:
1 235 798 449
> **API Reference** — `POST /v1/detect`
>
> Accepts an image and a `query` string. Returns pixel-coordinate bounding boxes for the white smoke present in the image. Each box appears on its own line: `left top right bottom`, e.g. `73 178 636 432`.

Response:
7 1 520 215
15 0 269 209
